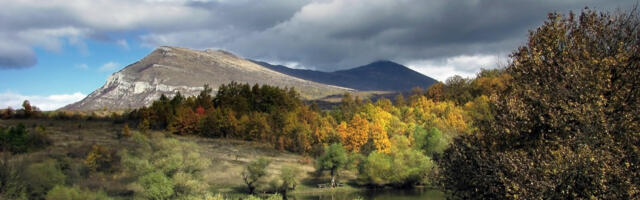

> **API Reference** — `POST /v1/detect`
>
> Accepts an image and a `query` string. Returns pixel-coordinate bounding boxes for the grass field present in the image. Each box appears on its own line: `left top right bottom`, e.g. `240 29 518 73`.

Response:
0 118 364 199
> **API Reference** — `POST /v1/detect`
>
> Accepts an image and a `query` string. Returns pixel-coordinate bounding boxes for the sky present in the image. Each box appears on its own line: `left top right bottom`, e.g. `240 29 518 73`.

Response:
0 0 635 110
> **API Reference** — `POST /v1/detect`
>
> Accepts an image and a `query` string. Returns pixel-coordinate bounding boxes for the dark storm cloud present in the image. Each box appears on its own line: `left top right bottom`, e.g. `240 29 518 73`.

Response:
216 0 634 71
1 0 635 73
186 0 311 31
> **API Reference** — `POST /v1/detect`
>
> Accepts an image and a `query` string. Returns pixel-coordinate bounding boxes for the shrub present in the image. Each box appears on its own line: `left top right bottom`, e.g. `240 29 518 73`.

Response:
0 123 51 154
137 171 174 200
121 133 211 199
122 124 131 138
45 185 111 200
84 144 118 172
0 154 28 199
24 159 66 199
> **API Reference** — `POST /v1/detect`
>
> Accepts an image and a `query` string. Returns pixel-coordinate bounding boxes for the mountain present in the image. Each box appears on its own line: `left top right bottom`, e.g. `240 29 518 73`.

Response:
62 46 350 110
252 60 438 91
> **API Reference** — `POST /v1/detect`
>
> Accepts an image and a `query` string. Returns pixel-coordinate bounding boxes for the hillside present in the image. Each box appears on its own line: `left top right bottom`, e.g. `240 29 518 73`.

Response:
253 60 438 91
62 46 349 110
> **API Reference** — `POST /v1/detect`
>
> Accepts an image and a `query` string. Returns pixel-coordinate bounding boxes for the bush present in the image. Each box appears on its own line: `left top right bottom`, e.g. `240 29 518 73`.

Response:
45 185 111 200
120 133 211 199
23 159 66 199
137 171 174 200
0 154 27 199
84 144 118 172
0 123 51 154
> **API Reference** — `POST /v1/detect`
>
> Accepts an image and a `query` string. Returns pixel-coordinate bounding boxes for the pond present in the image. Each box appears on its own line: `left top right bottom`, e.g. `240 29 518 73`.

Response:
291 188 445 200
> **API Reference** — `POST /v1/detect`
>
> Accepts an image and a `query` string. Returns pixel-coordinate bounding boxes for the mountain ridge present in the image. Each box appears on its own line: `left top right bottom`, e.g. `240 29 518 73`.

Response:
252 59 438 91
62 46 438 111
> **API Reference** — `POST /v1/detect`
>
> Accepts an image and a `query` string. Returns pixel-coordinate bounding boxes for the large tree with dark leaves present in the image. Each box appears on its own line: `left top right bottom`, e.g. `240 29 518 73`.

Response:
439 9 640 199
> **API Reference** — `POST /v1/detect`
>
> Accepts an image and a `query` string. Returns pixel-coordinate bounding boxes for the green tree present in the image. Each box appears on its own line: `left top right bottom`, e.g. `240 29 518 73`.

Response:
277 165 301 198
413 127 448 157
360 136 433 188
316 143 348 187
242 158 271 194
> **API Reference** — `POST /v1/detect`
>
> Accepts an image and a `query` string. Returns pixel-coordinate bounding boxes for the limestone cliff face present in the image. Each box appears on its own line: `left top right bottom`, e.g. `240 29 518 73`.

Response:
62 46 350 110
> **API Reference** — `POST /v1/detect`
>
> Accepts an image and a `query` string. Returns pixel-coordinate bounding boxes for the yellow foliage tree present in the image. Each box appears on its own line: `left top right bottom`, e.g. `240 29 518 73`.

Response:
411 96 470 135
370 122 391 153
337 121 349 145
313 116 334 144
345 114 370 152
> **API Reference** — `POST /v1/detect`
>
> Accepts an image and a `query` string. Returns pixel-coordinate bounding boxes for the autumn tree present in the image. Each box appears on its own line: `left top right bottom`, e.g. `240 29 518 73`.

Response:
84 144 117 172
393 94 406 107
439 9 640 199
21 100 33 118
1 107 13 119
426 82 445 102
122 124 131 138
138 118 150 135
342 114 370 152
244 112 272 141
370 122 390 154
168 106 201 135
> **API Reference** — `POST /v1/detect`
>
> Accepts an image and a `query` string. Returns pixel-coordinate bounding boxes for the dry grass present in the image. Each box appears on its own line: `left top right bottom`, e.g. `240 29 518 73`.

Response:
0 118 359 196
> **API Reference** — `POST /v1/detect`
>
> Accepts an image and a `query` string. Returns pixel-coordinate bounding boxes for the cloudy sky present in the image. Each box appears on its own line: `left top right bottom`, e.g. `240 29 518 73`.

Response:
0 0 634 110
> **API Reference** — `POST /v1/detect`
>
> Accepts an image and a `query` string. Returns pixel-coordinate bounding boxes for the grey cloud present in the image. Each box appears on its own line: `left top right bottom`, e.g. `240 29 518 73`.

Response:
187 0 311 32
217 0 633 71
0 40 37 69
1 0 635 73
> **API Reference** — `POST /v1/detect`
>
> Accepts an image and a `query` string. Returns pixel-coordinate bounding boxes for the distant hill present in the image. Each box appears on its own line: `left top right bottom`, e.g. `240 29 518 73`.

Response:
252 60 438 91
62 46 349 111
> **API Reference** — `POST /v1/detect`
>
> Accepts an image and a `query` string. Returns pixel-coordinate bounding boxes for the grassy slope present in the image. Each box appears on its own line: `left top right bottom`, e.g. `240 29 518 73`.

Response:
0 119 361 197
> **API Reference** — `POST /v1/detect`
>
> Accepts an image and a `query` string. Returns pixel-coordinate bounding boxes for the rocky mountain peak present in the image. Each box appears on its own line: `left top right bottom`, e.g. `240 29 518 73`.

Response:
62 47 349 111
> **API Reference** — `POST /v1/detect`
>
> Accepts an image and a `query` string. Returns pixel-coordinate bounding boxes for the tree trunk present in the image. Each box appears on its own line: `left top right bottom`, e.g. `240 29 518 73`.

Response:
330 169 336 187
248 185 255 194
